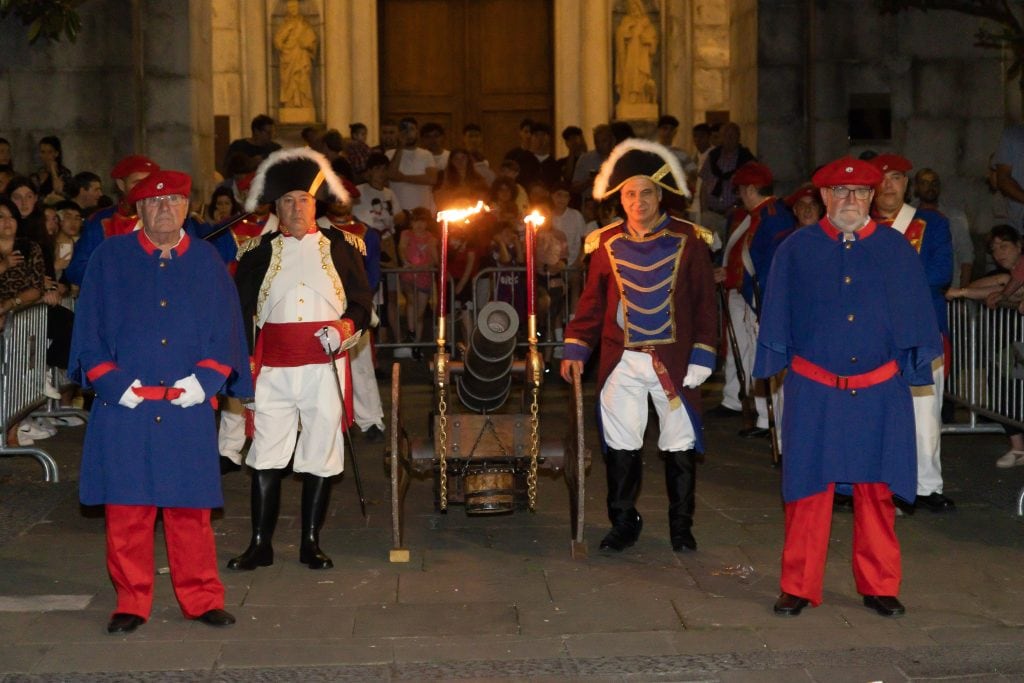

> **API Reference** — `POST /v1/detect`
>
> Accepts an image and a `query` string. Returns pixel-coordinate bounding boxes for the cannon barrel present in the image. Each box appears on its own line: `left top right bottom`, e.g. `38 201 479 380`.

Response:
457 301 519 412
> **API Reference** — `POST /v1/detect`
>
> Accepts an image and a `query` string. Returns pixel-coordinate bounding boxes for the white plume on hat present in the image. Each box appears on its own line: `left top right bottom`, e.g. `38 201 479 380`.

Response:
592 138 690 200
589 137 692 198
244 147 349 212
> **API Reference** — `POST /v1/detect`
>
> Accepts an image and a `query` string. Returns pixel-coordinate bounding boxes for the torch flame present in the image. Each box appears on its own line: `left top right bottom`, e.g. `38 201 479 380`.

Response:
524 210 545 227
437 200 489 224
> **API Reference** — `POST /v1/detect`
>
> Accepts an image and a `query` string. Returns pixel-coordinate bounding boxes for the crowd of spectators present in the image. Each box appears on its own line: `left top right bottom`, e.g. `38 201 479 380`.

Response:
5 112 1024 458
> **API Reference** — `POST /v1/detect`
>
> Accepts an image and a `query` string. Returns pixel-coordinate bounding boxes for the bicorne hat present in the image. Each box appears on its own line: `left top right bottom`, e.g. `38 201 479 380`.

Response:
245 148 349 212
592 139 690 200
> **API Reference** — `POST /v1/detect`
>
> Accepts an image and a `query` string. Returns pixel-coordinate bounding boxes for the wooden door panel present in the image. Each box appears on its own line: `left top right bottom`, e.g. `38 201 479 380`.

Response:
379 0 552 170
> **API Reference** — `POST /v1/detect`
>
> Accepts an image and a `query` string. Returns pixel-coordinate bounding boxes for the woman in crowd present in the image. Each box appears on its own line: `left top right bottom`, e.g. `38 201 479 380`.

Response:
31 136 73 201
206 186 241 223
946 224 1024 467
0 197 47 445
435 148 488 208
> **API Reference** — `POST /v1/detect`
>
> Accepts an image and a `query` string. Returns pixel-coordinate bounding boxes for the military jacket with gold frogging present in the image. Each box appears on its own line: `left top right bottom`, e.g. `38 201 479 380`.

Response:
564 215 718 407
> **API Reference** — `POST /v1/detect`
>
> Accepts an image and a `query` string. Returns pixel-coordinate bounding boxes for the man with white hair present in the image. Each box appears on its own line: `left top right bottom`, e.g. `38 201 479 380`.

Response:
560 139 717 554
229 148 373 572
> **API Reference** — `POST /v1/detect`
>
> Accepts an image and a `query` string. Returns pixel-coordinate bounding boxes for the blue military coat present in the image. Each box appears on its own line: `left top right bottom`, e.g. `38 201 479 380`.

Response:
753 219 941 503
68 230 253 508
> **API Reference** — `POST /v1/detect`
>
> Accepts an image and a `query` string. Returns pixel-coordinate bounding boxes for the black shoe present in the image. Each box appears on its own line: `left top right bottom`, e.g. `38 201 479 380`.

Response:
363 425 385 442
197 608 236 627
773 593 809 616
705 405 743 419
863 594 905 617
300 474 334 569
227 469 282 570
738 427 770 439
671 529 697 552
833 493 854 513
107 612 145 634
917 492 955 513
600 519 642 551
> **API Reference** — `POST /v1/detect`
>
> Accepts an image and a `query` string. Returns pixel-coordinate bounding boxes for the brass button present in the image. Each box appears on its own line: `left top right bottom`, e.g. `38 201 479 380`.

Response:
844 242 852 250
847 314 855 322
154 415 162 423
850 390 857 396
297 316 303 321
160 299 168 307
160 338 168 345
850 356 857 363
158 380 165 386
159 262 167 268
298 298 304 304
843 276 852 284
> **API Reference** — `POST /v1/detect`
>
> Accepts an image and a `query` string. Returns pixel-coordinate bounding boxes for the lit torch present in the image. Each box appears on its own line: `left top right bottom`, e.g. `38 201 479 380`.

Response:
523 210 545 344
435 201 489 347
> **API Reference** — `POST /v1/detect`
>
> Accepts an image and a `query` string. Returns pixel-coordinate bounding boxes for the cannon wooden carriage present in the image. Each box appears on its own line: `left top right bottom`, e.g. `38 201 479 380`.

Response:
387 301 590 561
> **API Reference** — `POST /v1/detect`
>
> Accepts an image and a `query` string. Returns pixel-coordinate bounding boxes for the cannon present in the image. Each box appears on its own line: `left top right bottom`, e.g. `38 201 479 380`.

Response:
387 301 590 561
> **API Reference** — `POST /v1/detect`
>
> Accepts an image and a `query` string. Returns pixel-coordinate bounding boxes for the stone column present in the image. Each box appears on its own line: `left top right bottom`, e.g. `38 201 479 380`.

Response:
240 0 270 134
138 0 216 194
324 0 379 138
555 0 611 154
662 0 693 136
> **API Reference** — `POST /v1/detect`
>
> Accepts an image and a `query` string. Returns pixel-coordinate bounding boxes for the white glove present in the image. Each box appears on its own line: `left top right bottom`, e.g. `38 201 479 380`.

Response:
316 326 342 355
170 373 205 408
119 379 144 409
682 364 713 389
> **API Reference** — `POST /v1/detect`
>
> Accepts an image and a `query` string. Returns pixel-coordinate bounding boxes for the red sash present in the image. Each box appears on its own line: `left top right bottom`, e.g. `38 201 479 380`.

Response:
247 320 354 435
791 356 898 390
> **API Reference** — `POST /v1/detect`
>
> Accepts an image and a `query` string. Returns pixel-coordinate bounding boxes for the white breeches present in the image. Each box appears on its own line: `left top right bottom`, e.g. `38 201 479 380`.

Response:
350 332 384 432
914 359 945 496
246 361 347 477
721 289 783 442
599 350 697 451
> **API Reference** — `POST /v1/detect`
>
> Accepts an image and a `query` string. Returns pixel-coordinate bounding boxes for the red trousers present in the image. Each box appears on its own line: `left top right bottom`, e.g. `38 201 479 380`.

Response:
780 482 900 606
105 505 225 619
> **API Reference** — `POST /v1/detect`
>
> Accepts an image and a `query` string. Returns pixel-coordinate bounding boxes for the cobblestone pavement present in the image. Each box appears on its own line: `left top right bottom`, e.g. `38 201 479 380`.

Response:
3 361 1024 682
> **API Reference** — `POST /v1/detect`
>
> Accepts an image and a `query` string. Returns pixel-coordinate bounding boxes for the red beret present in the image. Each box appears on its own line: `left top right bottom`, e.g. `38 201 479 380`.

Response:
869 153 913 174
811 157 883 188
125 170 192 205
784 184 820 207
236 172 255 192
731 161 773 187
110 154 160 180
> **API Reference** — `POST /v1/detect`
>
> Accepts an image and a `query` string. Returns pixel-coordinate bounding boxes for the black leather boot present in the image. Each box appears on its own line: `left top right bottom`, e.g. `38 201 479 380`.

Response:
664 449 697 552
599 449 643 551
227 468 283 570
300 474 334 569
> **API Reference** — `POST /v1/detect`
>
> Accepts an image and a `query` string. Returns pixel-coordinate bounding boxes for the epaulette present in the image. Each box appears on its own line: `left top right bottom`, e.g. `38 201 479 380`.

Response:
340 229 366 256
236 236 261 260
584 219 624 255
676 219 716 248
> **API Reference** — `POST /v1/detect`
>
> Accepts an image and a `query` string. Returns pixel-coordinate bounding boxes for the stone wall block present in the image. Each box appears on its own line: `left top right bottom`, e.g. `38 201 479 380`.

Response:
695 25 730 68
897 11 985 60
903 117 960 174
145 125 196 172
812 120 852 165
211 0 239 29
213 27 240 73
693 67 725 110
144 77 193 128
214 74 242 116
694 0 729 27
757 5 801 66
912 60 963 118
962 117 1005 179
811 62 845 120
756 123 803 181
963 61 1010 119
757 66 801 124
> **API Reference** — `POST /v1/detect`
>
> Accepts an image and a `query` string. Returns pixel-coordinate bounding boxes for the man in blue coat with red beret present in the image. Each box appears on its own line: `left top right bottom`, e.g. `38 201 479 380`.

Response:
754 158 941 618
69 170 253 635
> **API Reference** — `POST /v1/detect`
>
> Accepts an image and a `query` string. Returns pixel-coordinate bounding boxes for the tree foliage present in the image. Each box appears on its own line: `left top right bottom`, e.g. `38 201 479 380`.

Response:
0 0 83 44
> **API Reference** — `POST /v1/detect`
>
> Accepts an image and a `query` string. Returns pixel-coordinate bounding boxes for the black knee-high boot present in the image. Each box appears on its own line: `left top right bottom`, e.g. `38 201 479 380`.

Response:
227 468 284 570
300 474 333 569
664 449 697 551
600 448 644 551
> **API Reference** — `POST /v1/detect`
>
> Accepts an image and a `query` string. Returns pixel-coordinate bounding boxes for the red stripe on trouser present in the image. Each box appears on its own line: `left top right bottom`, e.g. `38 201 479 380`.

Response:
780 482 900 606
105 505 225 619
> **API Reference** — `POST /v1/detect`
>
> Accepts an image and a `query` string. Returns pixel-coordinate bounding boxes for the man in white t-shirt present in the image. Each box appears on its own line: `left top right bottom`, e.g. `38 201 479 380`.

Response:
551 182 587 310
357 152 405 344
387 117 439 213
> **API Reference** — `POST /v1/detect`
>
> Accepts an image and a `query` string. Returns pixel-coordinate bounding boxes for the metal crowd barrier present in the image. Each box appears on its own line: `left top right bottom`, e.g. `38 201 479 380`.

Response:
0 304 59 481
944 298 1024 434
373 265 585 357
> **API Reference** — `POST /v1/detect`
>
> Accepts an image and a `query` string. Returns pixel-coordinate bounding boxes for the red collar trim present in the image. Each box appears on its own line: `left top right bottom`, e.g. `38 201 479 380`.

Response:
137 229 190 256
818 217 877 241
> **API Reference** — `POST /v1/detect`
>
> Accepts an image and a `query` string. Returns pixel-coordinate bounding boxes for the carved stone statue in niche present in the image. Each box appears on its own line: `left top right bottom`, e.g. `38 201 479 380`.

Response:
274 0 318 123
615 0 659 120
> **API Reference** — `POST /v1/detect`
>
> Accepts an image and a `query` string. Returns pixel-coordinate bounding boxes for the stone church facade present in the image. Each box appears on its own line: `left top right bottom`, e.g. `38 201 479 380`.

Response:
0 0 1015 217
